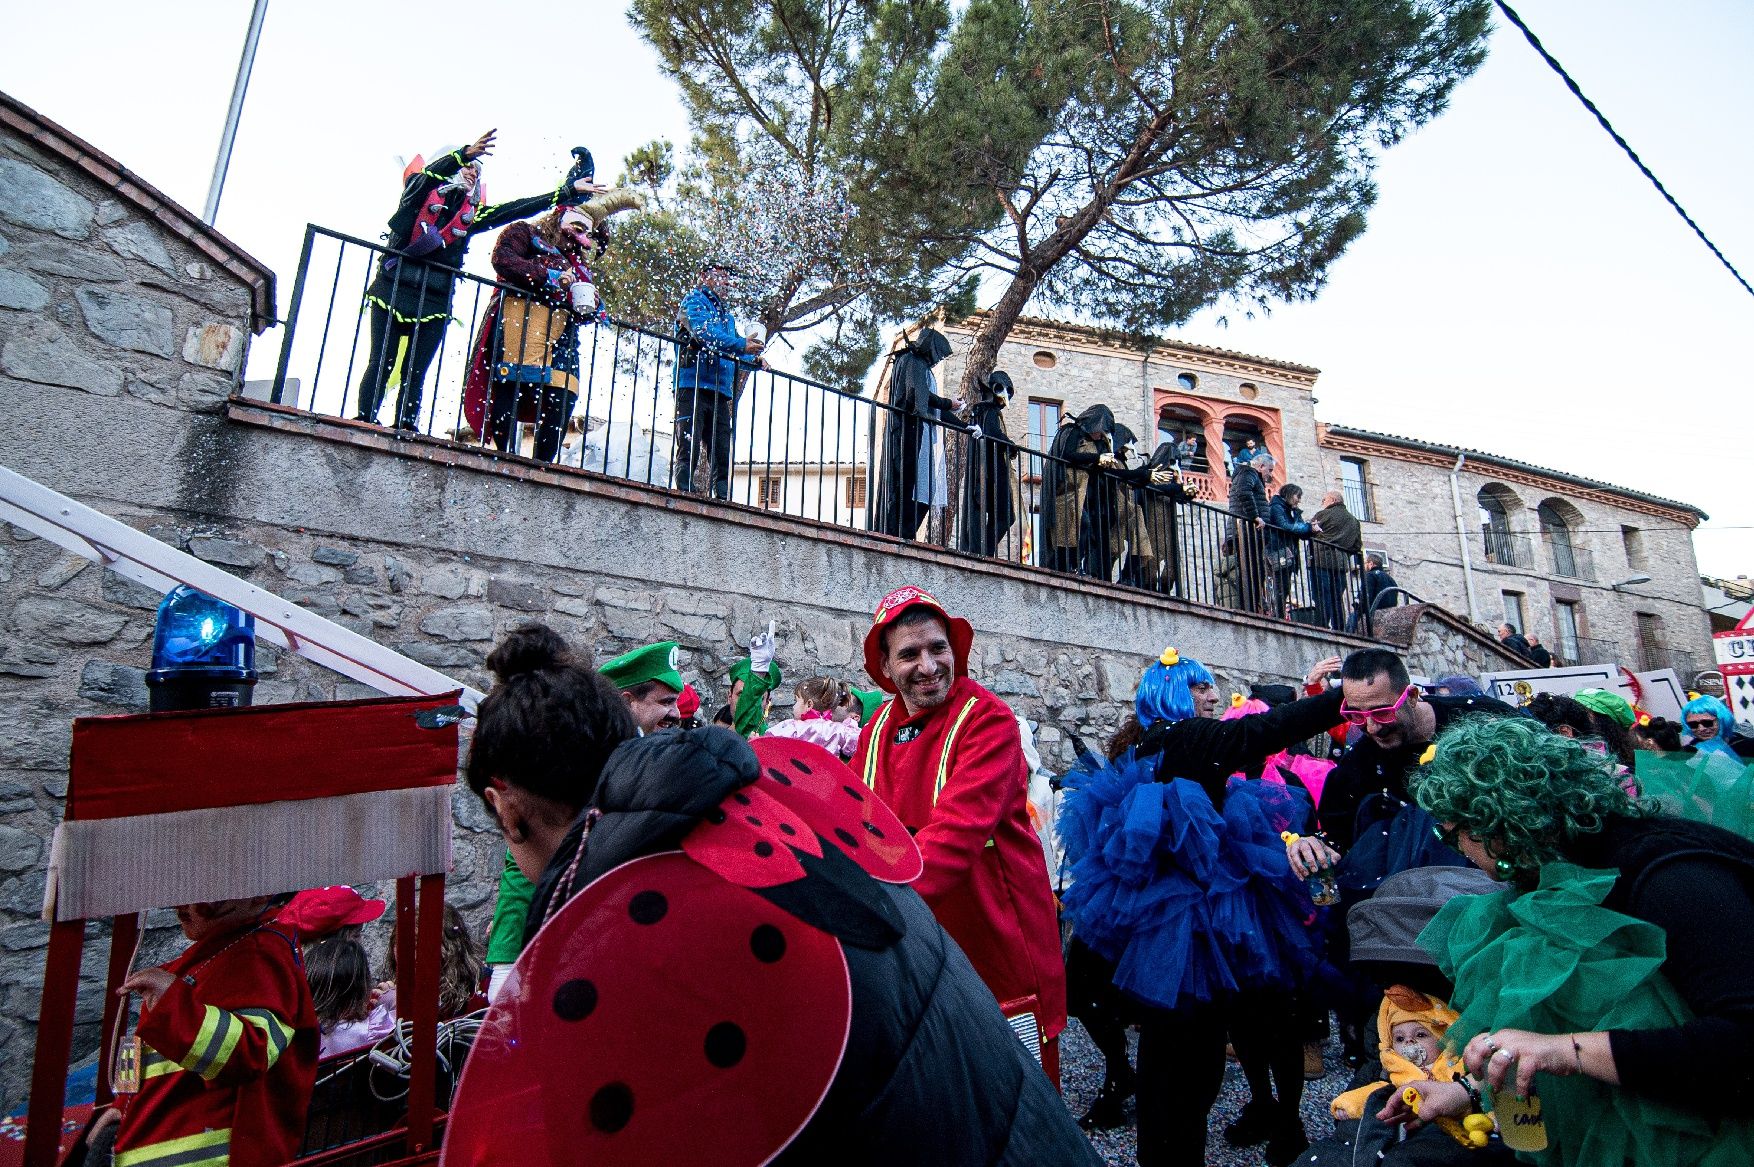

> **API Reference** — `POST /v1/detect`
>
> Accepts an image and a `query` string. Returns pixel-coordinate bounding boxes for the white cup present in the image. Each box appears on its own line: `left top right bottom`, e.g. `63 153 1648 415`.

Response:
570 282 598 315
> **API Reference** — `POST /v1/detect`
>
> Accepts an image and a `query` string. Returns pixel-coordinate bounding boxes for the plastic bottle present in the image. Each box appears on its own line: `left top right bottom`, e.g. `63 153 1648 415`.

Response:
1281 831 1338 906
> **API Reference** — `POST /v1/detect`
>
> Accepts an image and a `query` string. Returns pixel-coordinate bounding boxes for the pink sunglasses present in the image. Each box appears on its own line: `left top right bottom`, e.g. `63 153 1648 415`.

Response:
1339 684 1414 727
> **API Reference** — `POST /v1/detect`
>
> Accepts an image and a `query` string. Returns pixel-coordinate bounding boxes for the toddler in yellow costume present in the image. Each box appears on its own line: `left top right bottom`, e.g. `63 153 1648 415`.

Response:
1332 985 1468 1120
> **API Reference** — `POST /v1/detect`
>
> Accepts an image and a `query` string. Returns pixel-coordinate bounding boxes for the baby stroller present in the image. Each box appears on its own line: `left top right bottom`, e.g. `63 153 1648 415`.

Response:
1297 865 1514 1166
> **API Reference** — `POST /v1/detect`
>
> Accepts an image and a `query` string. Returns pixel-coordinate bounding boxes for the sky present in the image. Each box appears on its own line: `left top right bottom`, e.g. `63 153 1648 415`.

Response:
2 0 1749 578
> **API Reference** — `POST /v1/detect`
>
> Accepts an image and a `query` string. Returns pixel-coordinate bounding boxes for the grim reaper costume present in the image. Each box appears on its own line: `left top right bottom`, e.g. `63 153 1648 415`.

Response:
1040 404 1114 575
957 371 1018 557
874 328 957 540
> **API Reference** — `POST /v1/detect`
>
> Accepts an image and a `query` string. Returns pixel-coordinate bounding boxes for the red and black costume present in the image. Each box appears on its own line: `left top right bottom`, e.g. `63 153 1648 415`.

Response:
356 148 579 432
461 220 601 463
112 919 319 1167
852 586 1068 1080
446 730 1098 1165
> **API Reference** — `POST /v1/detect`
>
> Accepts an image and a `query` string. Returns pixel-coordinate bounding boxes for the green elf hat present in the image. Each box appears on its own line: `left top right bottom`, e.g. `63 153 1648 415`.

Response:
1573 687 1635 729
850 687 886 727
601 641 684 693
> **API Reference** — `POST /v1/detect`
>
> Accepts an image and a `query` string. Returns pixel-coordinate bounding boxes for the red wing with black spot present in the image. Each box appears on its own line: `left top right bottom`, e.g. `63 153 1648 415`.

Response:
442 853 852 1167
738 737 923 884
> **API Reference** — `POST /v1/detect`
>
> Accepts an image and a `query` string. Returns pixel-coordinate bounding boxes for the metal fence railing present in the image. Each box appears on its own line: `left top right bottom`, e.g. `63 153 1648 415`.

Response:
267 224 1368 632
1481 528 1536 570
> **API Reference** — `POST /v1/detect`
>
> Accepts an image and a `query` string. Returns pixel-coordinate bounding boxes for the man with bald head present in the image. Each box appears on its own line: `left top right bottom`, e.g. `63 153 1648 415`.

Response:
1310 489 1363 631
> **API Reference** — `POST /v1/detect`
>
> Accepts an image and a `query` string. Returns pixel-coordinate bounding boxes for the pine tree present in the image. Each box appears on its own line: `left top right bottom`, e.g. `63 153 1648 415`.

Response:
938 0 1492 395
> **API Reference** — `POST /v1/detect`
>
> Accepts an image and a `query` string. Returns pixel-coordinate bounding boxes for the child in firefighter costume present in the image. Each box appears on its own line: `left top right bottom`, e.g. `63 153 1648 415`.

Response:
100 896 318 1167
355 132 601 432
461 188 641 463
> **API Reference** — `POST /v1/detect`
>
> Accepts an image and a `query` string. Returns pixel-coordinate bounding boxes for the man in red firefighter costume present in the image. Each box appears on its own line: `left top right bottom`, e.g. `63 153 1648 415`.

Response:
854 585 1067 1082
97 894 319 1167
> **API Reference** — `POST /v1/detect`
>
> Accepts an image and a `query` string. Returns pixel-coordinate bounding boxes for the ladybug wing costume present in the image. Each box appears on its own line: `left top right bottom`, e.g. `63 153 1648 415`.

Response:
446 731 1099 1166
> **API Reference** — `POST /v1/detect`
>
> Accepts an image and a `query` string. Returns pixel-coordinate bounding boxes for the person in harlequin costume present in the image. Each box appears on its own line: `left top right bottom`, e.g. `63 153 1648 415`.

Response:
93 894 318 1167
444 623 1101 1165
461 188 641 462
1058 648 1349 1167
355 130 604 432
852 585 1068 1083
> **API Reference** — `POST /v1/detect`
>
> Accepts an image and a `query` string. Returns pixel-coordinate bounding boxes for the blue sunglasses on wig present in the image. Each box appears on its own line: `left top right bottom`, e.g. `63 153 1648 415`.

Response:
1135 652 1215 725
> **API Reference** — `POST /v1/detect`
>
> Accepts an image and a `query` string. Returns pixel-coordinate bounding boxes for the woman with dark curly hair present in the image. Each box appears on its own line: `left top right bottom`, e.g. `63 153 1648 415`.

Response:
1382 715 1754 1164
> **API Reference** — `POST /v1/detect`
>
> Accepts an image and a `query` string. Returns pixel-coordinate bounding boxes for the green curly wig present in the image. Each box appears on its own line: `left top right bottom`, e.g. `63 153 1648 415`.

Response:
1413 715 1645 873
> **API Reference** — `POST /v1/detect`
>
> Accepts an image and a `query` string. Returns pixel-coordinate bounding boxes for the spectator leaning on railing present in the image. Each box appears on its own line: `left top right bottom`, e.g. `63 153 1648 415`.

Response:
1310 490 1362 632
1266 482 1319 618
673 259 765 499
1228 451 1274 615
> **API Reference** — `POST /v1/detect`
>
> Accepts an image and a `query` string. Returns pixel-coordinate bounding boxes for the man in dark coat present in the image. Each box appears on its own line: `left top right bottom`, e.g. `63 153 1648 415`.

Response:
526 728 1101 1165
1310 491 1363 631
357 130 598 431
874 329 959 540
1497 623 1534 660
957 370 1018 557
1227 451 1273 614
1041 404 1115 575
1354 554 1400 632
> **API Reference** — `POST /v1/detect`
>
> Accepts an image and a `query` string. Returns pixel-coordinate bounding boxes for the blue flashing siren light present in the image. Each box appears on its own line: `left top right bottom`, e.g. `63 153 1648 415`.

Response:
145 585 259 712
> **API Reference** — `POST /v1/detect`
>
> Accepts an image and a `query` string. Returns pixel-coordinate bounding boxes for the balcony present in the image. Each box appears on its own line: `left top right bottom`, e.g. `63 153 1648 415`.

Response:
1545 541 1595 581
1479 529 1535 570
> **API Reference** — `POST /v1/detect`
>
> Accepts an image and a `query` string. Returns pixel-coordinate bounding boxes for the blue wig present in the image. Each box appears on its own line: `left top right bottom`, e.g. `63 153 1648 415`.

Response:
1136 653 1216 725
1682 695 1738 755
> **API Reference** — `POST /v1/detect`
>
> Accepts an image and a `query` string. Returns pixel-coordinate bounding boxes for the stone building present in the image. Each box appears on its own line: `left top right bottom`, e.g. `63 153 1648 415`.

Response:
1314 426 1713 682
913 314 1716 680
929 312 1323 506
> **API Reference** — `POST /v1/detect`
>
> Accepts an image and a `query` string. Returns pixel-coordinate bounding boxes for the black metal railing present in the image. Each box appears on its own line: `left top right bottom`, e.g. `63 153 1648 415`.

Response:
267 225 1367 632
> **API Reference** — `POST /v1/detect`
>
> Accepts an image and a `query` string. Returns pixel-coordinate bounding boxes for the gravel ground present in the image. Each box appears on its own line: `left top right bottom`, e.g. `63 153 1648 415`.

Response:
1059 1018 1356 1166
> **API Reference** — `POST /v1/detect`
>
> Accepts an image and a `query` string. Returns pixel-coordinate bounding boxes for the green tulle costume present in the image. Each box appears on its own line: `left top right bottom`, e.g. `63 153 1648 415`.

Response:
1420 857 1754 1166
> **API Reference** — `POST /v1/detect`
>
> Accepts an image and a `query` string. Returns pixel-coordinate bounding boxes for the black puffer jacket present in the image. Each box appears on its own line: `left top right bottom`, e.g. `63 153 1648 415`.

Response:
528 728 1100 1166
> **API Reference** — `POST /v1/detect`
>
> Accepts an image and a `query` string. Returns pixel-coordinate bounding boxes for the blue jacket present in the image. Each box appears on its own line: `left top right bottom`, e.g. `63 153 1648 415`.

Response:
675 287 750 399
1266 496 1312 552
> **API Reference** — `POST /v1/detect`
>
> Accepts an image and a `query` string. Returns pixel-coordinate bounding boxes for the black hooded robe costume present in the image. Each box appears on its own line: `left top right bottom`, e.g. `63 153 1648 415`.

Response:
1130 442 1196 594
873 329 956 540
1040 404 1114 575
356 148 581 431
956 371 1018 557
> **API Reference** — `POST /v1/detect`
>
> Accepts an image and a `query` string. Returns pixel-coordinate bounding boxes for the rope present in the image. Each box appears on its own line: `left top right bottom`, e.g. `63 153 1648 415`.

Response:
1493 0 1753 299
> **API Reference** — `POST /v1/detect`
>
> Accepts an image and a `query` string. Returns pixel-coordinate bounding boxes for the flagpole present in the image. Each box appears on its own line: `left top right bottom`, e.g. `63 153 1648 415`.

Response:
202 0 271 226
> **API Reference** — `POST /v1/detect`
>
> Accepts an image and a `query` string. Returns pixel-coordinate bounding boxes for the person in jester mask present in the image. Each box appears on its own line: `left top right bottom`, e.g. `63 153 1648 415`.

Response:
355 132 603 432
462 186 642 463
448 623 1097 1165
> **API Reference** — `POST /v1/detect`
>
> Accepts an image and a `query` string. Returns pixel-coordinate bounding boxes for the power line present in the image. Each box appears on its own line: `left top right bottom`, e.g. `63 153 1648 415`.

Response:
1493 0 1754 300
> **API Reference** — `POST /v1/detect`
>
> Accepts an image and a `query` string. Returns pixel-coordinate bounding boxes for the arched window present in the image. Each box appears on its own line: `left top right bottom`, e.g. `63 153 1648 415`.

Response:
1222 416 1266 472
1156 404 1209 470
1536 500 1588 579
1477 484 1528 568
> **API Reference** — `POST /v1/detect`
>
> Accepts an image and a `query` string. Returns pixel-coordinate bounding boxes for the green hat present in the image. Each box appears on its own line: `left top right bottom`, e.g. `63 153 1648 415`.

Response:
601 641 684 693
1573 687 1635 729
850 687 886 727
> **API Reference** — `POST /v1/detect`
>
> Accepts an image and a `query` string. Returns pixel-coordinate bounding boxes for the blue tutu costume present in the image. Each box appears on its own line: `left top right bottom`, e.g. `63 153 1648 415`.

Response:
1061 748 1319 1010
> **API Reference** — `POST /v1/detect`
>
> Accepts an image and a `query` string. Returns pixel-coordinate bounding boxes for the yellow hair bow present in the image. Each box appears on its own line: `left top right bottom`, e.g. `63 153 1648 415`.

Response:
1159 647 1180 667
1418 744 1437 766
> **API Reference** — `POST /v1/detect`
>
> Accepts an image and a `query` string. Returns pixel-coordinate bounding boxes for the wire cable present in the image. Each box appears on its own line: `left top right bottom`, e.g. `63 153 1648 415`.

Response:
1493 0 1754 300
